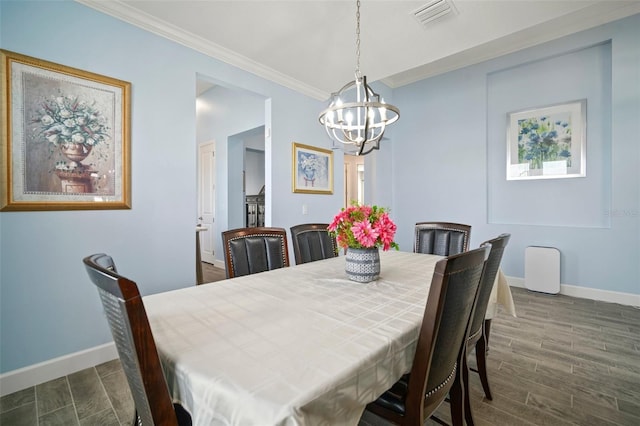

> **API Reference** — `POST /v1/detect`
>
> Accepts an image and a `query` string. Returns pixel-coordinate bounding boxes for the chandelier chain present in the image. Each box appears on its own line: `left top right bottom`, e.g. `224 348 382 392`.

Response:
355 0 361 78
318 0 400 155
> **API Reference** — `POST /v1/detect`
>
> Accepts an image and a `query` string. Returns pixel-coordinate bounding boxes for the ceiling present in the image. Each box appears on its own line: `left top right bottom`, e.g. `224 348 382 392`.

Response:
78 0 640 100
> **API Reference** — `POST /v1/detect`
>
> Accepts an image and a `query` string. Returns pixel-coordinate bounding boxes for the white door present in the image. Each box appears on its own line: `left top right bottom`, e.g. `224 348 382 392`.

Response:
198 141 216 264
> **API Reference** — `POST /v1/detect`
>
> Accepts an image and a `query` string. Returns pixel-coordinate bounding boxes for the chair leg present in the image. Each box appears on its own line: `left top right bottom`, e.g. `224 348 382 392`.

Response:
449 361 466 426
483 319 492 345
462 352 475 426
475 320 493 401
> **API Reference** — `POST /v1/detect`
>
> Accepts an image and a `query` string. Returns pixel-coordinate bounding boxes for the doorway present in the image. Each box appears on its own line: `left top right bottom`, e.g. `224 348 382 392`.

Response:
195 77 267 266
197 141 216 264
344 154 364 207
227 126 265 229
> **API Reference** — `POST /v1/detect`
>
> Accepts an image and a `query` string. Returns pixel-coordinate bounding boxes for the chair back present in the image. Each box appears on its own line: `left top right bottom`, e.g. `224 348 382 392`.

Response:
414 222 471 256
222 227 290 278
405 245 489 420
290 223 338 265
467 233 511 344
83 253 179 426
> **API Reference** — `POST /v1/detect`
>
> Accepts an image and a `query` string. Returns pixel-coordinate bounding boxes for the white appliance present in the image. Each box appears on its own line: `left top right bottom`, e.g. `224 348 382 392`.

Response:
525 246 560 294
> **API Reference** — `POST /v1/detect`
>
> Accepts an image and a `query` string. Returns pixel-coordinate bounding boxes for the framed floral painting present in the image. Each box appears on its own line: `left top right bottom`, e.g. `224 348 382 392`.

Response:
1 50 131 211
292 142 333 194
506 100 586 180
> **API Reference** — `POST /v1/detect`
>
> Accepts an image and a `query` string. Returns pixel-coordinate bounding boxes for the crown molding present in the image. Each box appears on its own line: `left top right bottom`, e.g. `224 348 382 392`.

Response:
76 0 329 100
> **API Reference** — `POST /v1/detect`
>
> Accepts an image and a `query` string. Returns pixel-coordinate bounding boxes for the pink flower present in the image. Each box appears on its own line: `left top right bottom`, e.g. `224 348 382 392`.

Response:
374 213 397 251
327 203 398 251
352 220 380 248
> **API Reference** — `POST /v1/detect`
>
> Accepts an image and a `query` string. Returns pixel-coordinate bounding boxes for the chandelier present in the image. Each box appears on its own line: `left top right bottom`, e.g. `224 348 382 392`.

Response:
318 0 400 156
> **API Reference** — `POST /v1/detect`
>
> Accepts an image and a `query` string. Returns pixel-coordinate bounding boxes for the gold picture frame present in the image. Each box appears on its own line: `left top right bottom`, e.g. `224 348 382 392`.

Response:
1 50 131 211
292 142 333 194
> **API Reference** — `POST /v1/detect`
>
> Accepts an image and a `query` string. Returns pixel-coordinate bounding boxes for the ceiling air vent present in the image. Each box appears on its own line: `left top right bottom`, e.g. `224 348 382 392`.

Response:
412 0 458 27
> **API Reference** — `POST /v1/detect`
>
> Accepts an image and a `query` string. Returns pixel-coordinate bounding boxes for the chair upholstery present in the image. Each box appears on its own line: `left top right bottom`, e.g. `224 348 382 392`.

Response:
290 223 338 265
461 233 510 425
365 245 490 426
222 227 290 278
83 253 191 426
414 222 471 256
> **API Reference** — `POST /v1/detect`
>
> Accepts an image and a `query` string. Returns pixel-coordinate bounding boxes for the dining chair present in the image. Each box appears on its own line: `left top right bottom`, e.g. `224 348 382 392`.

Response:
414 222 471 256
461 233 511 425
289 223 338 265
222 227 290 278
365 245 490 426
83 253 192 426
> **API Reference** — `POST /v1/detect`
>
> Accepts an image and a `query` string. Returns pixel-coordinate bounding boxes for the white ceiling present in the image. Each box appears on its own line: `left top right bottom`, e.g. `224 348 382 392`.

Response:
78 0 640 100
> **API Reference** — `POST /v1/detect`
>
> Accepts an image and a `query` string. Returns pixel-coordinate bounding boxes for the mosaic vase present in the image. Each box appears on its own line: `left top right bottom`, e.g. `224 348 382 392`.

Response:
345 247 380 283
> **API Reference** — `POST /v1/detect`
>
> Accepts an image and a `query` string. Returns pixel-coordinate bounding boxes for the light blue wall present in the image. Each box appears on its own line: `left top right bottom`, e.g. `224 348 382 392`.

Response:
488 42 611 229
391 14 640 294
0 0 340 373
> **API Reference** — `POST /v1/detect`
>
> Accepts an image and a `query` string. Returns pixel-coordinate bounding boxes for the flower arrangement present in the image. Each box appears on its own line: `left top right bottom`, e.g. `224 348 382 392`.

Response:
328 203 399 251
33 94 110 148
518 116 572 169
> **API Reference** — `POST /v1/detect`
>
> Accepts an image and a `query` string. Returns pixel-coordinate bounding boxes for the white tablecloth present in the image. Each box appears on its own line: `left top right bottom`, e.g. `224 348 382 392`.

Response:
487 269 517 319
144 250 515 426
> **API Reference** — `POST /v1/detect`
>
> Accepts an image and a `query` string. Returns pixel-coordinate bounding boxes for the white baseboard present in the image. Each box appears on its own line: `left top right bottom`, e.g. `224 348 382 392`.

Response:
0 342 117 397
506 275 640 307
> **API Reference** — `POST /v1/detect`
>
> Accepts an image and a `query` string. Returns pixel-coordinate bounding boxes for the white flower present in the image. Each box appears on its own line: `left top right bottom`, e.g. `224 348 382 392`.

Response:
35 94 109 148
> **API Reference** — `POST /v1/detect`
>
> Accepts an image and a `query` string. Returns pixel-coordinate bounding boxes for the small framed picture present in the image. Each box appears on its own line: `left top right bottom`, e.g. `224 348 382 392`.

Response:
507 100 586 180
292 142 333 194
1 50 131 211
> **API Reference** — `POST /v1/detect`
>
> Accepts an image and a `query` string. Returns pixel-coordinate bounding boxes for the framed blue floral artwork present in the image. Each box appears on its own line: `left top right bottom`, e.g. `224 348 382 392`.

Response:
507 100 586 180
1 50 131 211
292 142 333 194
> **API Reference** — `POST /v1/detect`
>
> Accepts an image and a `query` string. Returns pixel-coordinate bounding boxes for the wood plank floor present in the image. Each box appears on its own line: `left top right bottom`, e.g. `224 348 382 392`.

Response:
201 261 227 283
2 267 639 425
363 287 640 426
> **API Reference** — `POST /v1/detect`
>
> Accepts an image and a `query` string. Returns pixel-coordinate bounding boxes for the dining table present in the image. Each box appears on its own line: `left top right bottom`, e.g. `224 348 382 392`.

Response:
144 250 516 426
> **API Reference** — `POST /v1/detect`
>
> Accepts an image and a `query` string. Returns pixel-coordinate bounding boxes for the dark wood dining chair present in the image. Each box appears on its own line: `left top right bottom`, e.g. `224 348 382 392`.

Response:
461 233 511 425
83 253 192 426
414 222 471 256
289 223 338 265
221 227 289 278
365 245 490 426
